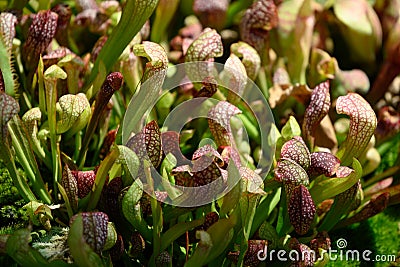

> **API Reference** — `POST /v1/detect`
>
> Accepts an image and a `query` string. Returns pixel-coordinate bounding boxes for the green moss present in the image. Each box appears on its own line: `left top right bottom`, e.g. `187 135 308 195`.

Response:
327 205 400 267
0 199 27 233
0 164 21 205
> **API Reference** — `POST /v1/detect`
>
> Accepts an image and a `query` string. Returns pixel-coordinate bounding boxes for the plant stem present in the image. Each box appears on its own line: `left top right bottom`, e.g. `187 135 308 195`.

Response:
363 165 400 187
0 142 36 202
225 0 252 27
77 103 102 168
38 57 47 117
150 0 179 43
73 132 82 163
86 148 119 211
8 118 52 204
145 160 163 267
57 183 74 218
367 61 400 104
44 66 66 198
237 195 259 266
256 67 269 99
250 187 281 237
86 0 159 96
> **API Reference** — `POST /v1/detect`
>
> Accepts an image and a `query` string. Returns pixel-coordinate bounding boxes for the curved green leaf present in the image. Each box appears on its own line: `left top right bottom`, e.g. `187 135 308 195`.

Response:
122 179 152 241
6 228 49 267
310 158 362 204
117 145 140 178
333 0 381 63
87 148 120 210
160 218 205 251
281 116 301 140
151 0 179 42
273 0 314 83
318 181 360 231
186 216 236 266
306 48 337 88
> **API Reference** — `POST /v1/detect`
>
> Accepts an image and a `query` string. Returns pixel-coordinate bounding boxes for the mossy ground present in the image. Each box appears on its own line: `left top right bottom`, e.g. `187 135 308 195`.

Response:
327 205 400 267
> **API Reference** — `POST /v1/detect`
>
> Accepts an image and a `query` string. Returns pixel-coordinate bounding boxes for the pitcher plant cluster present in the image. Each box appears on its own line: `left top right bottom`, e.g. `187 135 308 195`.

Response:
0 0 399 267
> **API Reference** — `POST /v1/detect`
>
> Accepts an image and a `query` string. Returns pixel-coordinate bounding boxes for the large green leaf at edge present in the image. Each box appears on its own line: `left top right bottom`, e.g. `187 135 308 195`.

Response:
334 0 373 35
309 158 362 204
160 218 205 251
185 216 236 267
6 228 50 267
121 179 152 241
